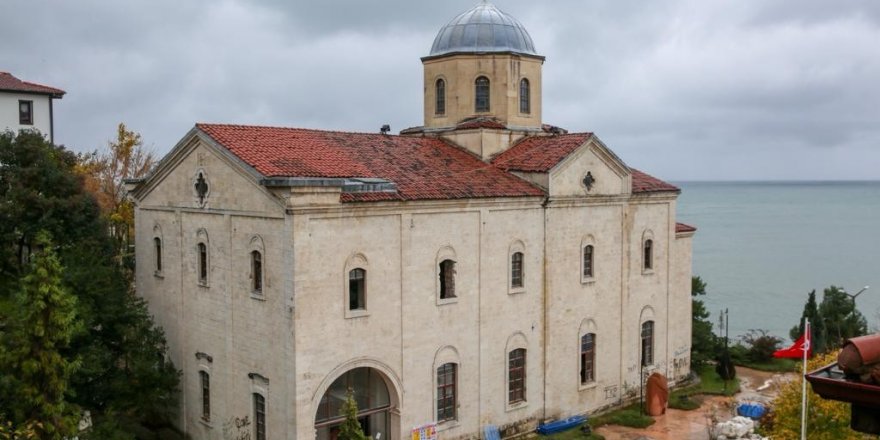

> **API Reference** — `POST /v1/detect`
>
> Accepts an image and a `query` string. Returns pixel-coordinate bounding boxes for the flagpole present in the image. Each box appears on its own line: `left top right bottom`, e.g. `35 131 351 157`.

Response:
800 318 810 440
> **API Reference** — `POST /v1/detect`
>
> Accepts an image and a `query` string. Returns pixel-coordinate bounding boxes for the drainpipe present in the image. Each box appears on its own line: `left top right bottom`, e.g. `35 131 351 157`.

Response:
541 196 549 421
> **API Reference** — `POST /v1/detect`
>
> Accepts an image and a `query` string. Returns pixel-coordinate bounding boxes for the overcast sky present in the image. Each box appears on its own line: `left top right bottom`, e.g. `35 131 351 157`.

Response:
3 0 880 180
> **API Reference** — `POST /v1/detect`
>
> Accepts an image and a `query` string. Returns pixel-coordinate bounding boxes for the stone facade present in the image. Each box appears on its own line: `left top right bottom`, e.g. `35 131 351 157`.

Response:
129 3 694 440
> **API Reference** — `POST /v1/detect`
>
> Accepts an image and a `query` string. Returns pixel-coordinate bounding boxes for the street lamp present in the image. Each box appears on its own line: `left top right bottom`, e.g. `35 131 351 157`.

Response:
844 286 870 303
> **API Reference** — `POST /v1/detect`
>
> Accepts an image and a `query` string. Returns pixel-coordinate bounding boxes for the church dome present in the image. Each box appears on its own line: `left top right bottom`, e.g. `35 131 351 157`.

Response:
429 1 538 57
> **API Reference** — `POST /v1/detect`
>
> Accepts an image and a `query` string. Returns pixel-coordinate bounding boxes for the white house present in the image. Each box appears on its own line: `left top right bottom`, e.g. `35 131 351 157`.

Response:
128 3 696 440
0 71 65 143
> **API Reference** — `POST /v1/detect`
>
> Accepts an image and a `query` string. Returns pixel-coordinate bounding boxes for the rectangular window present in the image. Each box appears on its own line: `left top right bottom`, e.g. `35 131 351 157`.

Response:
254 393 266 440
437 363 457 422
439 260 456 299
19 100 33 125
508 349 526 404
511 252 524 289
154 237 162 272
252 251 263 293
580 334 595 384
641 321 654 366
583 245 594 278
198 243 207 284
644 240 653 271
200 371 211 421
349 268 366 310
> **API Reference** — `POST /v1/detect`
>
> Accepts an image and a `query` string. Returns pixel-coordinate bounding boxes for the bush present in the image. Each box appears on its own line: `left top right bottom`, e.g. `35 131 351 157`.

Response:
739 329 782 363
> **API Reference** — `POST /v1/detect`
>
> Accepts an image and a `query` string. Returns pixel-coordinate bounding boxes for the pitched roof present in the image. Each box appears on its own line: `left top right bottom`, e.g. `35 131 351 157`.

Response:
631 169 680 194
196 124 545 203
675 222 697 234
492 133 593 172
0 72 65 97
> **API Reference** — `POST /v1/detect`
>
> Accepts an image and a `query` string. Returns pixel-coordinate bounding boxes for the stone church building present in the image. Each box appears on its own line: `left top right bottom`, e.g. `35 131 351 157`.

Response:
128 3 695 439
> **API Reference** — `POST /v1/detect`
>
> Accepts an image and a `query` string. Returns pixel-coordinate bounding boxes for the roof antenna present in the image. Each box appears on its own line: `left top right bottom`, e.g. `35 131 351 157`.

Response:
380 124 391 135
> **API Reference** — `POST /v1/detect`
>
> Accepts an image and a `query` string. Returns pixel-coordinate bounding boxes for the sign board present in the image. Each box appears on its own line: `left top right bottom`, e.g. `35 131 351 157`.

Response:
412 423 438 440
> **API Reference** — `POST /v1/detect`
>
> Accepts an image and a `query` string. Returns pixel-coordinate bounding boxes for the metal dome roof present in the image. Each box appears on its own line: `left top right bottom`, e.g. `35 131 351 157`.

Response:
429 1 538 57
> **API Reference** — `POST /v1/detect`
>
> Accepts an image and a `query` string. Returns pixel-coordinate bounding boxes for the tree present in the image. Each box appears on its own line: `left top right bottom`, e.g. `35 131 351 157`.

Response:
338 389 367 440
790 290 827 354
77 123 156 264
739 329 782 363
690 276 718 370
0 232 82 439
761 351 860 440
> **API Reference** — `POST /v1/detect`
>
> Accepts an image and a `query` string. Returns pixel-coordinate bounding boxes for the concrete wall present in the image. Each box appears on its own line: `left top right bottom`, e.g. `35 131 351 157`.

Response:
0 92 53 139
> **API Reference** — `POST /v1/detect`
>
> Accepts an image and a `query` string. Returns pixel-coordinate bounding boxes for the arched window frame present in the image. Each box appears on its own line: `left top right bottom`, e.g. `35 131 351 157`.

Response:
578 319 598 389
249 372 269 440
508 240 526 294
433 346 461 424
581 235 596 284
642 230 655 274
249 236 266 299
639 306 657 368
519 78 531 114
435 78 446 116
475 76 490 113
436 246 458 305
196 229 210 287
344 253 369 318
505 332 529 408
153 224 164 278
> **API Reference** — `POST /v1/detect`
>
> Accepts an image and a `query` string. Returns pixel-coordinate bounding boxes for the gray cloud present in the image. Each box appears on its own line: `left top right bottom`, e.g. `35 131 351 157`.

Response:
2 0 879 180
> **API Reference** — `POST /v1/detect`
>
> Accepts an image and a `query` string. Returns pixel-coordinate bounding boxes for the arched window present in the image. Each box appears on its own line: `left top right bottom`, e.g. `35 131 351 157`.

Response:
200 371 211 421
475 76 490 112
439 260 456 299
519 78 530 114
253 393 266 440
437 363 457 422
641 321 655 366
251 250 263 293
511 252 524 289
508 349 526 403
154 237 163 273
349 268 366 311
198 242 208 285
435 79 446 115
580 333 596 384
583 245 594 279
643 239 653 271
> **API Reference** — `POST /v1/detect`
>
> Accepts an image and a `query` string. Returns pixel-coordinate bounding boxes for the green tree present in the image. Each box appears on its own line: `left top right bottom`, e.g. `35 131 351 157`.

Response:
690 276 718 370
790 290 827 354
818 286 867 349
338 389 367 440
0 232 82 439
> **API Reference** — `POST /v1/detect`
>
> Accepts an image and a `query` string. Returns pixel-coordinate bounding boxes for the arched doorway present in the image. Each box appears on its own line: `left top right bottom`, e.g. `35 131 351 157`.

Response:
315 367 396 440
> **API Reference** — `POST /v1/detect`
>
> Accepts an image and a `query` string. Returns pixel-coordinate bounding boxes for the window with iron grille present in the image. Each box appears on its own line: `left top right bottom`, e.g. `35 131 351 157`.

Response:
641 321 654 366
436 79 446 115
200 371 210 421
19 100 32 125
583 245 594 278
154 237 162 273
254 393 266 440
475 76 490 112
580 333 595 384
198 243 208 284
349 268 366 310
439 260 456 299
437 363 457 422
519 79 530 114
643 239 653 271
508 349 526 403
511 252 524 289
252 250 263 293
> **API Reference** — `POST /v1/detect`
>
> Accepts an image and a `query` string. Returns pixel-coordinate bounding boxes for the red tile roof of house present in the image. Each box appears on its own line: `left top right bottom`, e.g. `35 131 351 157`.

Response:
0 72 65 97
492 133 594 172
455 117 507 130
196 124 545 202
675 222 697 233
631 169 680 194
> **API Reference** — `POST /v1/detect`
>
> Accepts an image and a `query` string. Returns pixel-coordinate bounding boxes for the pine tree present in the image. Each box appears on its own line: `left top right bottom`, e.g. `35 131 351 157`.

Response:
690 276 718 370
790 290 826 354
338 389 367 440
0 232 82 439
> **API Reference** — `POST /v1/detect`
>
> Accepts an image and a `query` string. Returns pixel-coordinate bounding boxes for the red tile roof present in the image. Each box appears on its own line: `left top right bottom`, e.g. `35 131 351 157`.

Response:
455 117 507 130
675 222 697 234
196 124 545 202
492 133 594 172
631 169 680 194
0 72 65 97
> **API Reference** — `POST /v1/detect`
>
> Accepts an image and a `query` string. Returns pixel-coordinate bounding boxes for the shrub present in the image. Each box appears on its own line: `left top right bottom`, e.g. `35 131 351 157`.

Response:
739 329 782 363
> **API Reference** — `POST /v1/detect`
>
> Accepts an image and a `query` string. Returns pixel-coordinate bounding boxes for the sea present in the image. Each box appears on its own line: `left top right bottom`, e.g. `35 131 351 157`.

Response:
675 181 880 343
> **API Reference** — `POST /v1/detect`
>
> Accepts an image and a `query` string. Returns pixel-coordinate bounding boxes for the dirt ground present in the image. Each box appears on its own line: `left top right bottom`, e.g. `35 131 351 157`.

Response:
594 367 794 440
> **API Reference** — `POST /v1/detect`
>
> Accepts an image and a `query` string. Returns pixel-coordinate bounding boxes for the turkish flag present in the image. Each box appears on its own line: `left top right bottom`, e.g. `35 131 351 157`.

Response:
774 331 812 359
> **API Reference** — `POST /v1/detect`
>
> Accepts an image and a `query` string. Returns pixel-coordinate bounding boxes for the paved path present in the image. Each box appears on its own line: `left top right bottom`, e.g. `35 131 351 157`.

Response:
594 367 793 440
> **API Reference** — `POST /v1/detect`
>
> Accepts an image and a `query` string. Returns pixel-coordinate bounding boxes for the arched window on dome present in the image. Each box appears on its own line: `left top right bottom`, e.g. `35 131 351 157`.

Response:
435 79 446 116
475 76 490 113
520 78 530 114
